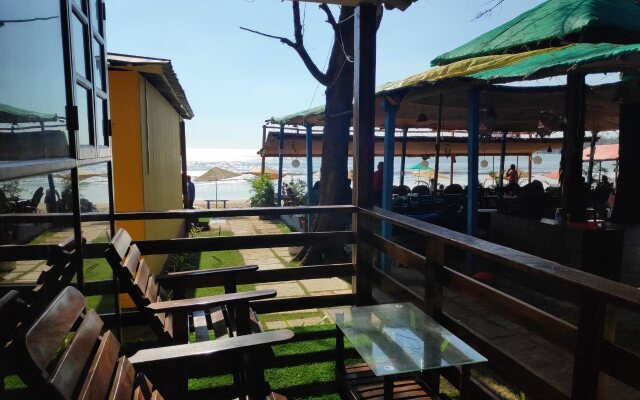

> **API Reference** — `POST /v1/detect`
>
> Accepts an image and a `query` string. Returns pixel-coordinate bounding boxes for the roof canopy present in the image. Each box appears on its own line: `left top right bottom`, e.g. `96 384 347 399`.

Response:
108 53 194 119
260 131 565 158
431 0 640 66
272 42 640 132
296 0 416 11
582 143 619 161
0 103 59 124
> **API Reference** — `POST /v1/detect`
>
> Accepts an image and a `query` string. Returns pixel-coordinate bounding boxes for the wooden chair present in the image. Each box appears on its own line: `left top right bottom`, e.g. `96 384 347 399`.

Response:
6 286 293 399
105 228 273 344
0 237 80 394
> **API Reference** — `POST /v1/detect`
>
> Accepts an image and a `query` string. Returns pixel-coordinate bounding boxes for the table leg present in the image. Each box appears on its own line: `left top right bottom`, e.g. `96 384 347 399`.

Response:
384 376 393 400
335 327 345 378
459 365 471 400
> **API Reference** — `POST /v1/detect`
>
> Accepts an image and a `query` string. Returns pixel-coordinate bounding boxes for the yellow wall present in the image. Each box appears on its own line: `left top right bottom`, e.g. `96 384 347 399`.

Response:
109 71 184 274
138 79 184 273
109 71 145 241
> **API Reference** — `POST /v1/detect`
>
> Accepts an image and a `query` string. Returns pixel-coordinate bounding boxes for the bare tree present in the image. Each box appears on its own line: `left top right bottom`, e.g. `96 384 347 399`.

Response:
243 3 380 264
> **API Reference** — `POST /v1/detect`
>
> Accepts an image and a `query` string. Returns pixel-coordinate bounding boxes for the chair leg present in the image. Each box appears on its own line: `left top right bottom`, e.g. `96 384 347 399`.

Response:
243 351 271 399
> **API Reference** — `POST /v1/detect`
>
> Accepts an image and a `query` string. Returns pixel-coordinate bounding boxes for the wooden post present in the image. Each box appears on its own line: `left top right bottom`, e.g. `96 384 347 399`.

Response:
179 120 188 208
433 93 444 190
570 294 606 400
423 239 444 393
561 72 587 221
528 154 532 184
277 124 285 207
261 124 267 175
305 123 314 231
399 127 408 187
587 131 598 184
352 2 377 306
467 88 480 236
498 131 507 211
450 156 454 186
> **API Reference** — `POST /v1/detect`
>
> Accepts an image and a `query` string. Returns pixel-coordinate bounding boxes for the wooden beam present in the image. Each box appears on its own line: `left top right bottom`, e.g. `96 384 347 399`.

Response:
352 2 377 305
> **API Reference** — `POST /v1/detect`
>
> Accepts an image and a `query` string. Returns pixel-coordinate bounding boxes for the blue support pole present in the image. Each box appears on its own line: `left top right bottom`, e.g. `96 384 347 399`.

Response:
381 98 398 273
467 89 480 236
277 124 284 207
305 123 314 230
381 99 398 211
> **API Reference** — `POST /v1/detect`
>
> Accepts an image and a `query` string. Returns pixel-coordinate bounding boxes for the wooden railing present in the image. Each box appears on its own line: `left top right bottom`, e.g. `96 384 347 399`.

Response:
358 206 640 400
0 206 357 322
2 204 639 400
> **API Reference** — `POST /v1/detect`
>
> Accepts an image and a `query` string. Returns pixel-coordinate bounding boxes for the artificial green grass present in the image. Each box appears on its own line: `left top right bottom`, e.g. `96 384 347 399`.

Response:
28 230 56 244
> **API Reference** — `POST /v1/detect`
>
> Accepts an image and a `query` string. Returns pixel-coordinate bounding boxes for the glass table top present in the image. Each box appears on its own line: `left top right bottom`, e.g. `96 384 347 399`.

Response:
326 303 487 377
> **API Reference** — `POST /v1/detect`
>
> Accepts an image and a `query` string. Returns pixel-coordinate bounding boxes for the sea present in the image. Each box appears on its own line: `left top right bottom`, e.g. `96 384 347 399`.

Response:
11 148 617 205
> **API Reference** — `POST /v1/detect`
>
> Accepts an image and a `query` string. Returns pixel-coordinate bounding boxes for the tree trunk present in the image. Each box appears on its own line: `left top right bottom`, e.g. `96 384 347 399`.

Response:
300 6 355 265
612 100 640 223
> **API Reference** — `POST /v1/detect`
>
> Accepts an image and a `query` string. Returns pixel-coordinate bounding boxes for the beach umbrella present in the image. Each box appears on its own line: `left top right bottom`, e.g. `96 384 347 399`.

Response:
195 167 240 205
55 169 106 181
408 161 431 170
246 168 286 180
412 169 447 180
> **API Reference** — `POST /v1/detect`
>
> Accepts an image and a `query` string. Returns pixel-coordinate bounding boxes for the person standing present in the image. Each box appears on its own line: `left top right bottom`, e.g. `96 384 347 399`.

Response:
373 161 383 205
186 175 195 209
505 164 519 192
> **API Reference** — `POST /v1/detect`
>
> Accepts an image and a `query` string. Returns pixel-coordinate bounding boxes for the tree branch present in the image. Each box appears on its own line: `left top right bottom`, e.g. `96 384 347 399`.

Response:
239 27 295 47
318 4 339 35
475 0 506 19
240 1 330 86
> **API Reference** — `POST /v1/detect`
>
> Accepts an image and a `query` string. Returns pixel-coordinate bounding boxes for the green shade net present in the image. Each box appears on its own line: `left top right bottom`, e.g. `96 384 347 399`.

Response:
432 0 640 66
270 105 325 126
0 103 59 124
470 42 640 81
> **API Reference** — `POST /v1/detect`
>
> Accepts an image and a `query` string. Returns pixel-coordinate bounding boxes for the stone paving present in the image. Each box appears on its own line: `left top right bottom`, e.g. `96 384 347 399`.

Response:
0 221 110 283
221 215 353 329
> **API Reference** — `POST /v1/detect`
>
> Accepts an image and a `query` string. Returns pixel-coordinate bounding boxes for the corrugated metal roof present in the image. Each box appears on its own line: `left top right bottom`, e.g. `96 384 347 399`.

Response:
107 53 194 120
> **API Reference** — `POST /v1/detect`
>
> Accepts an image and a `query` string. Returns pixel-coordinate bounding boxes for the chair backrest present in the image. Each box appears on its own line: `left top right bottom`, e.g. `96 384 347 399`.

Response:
105 229 171 342
13 286 165 400
411 185 430 195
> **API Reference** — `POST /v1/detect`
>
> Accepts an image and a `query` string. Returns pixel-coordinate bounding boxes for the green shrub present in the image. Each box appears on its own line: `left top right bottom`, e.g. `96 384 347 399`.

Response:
249 174 275 207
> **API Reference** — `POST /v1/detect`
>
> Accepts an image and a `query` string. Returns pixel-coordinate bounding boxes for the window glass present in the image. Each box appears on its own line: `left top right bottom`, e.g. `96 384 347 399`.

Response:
76 85 92 146
71 14 89 79
73 0 87 13
95 97 107 146
92 38 105 90
90 0 101 33
0 0 68 161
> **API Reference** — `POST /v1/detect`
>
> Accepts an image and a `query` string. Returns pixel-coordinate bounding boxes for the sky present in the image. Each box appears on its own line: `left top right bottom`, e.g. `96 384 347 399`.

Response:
106 0 549 149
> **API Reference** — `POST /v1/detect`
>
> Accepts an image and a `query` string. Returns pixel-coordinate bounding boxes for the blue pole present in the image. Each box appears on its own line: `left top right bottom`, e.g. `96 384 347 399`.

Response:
467 89 480 236
381 98 398 273
277 124 284 207
381 99 398 211
305 123 313 230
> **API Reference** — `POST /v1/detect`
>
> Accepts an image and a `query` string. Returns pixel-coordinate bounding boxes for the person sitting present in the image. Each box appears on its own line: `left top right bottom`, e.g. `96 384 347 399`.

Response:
593 176 614 219
393 185 411 196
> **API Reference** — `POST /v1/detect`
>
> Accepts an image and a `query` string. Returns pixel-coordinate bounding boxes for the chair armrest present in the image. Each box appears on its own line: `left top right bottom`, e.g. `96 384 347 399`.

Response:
146 289 276 314
156 265 258 289
129 329 293 365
